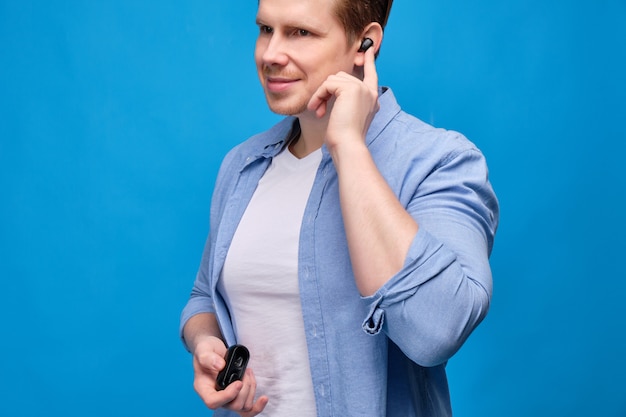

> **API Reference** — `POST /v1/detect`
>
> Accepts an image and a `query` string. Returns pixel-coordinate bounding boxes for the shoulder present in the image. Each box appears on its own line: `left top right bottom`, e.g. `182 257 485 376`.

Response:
371 90 492 196
375 109 483 174
375 88 480 161
393 112 479 162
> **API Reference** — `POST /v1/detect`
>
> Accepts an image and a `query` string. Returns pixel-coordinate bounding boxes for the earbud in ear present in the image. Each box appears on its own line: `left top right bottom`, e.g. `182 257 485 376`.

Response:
358 38 374 52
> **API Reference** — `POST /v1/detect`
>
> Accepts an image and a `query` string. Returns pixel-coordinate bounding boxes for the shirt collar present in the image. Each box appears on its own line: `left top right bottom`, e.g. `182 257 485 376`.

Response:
367 86 401 146
245 87 401 163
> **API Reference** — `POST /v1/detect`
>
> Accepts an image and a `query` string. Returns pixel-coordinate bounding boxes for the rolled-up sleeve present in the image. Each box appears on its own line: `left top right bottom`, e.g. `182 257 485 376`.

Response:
362 147 498 367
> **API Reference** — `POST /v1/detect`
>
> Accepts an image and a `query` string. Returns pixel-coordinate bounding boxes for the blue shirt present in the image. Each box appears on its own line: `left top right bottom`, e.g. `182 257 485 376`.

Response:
180 88 499 416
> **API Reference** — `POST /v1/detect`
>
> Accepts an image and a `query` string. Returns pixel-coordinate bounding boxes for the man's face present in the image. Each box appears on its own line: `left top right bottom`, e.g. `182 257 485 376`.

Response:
255 0 357 116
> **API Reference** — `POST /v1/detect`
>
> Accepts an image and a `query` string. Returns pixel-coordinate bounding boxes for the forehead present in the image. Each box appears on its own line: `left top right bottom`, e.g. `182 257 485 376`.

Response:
256 0 339 28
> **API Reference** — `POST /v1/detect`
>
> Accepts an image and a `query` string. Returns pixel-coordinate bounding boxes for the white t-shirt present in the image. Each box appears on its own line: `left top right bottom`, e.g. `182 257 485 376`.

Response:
219 146 322 416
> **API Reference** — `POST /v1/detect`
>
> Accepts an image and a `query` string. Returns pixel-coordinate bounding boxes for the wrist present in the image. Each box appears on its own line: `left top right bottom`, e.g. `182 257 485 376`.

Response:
189 334 220 355
328 138 371 172
183 313 224 353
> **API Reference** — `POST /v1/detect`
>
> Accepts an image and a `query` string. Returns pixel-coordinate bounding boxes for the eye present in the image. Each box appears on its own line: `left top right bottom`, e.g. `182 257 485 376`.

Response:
297 29 311 37
259 25 273 34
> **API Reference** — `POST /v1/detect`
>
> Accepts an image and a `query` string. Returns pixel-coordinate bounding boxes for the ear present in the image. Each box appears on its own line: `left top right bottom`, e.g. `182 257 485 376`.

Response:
353 22 384 66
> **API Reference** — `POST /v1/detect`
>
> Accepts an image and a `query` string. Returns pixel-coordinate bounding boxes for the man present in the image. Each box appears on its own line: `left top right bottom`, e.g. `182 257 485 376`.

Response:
180 0 499 415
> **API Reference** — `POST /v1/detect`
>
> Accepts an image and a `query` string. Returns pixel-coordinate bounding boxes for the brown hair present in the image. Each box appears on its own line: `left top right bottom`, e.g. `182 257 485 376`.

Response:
333 0 394 43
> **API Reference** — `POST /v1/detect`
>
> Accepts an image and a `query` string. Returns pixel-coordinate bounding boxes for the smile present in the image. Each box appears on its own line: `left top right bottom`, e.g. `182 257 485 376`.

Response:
266 77 299 93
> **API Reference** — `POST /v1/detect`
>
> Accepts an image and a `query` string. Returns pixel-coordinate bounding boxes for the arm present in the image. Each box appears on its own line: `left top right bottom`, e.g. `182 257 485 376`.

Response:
330 136 418 296
362 147 498 366
309 46 417 296
309 48 498 366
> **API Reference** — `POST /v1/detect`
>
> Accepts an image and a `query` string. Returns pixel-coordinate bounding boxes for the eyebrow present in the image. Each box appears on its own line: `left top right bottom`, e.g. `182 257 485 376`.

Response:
255 14 328 35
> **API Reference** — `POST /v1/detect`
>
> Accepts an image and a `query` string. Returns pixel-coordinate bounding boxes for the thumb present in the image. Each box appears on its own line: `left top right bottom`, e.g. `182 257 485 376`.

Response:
195 350 226 373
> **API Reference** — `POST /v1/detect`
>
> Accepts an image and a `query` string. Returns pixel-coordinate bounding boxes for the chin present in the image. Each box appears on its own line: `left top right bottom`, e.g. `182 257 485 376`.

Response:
265 96 309 116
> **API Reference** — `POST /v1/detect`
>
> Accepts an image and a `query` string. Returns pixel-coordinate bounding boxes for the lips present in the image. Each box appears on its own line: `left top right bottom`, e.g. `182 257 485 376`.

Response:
266 76 299 93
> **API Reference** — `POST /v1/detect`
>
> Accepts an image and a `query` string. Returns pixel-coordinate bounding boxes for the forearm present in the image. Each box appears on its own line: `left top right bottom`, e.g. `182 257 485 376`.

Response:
183 312 224 354
330 140 419 296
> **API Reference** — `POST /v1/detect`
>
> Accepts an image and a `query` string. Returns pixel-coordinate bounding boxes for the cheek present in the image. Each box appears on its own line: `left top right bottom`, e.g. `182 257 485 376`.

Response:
318 48 354 75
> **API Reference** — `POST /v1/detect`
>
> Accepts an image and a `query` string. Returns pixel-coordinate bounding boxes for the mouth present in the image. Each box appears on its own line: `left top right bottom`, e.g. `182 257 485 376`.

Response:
265 76 299 93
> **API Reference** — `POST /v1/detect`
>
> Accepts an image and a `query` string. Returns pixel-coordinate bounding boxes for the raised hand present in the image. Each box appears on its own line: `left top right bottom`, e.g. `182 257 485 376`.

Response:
307 45 380 152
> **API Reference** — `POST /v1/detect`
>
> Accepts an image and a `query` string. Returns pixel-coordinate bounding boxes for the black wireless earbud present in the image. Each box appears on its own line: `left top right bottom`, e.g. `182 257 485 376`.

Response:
358 38 374 52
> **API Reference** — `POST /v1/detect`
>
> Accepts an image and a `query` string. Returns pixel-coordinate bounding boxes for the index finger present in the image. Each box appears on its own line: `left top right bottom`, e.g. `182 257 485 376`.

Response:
363 46 379 92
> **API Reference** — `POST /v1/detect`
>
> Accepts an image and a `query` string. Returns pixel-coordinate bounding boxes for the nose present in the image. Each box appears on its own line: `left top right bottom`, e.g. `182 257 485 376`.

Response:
259 33 289 67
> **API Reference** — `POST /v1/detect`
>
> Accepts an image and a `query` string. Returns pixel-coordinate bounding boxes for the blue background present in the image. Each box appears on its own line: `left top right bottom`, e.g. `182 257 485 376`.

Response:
1 0 625 416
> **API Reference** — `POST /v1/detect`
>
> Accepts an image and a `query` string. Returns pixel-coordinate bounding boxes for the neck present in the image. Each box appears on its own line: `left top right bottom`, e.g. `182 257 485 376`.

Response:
289 110 329 159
